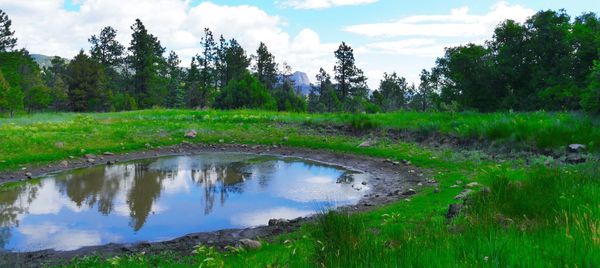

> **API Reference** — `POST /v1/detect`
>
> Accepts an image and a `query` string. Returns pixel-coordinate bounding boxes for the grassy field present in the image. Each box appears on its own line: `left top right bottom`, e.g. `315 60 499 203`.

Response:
0 109 599 267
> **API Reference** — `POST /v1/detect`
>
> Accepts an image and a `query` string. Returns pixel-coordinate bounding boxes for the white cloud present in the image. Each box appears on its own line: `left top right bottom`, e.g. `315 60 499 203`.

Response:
0 0 335 83
278 0 378 9
344 1 534 37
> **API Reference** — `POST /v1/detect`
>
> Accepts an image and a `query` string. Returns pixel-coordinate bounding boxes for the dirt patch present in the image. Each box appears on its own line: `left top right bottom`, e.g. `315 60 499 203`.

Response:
0 143 430 267
299 122 593 164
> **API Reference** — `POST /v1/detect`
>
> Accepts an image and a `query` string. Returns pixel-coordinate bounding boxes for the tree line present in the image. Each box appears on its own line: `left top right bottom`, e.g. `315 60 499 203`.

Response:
1 8 599 116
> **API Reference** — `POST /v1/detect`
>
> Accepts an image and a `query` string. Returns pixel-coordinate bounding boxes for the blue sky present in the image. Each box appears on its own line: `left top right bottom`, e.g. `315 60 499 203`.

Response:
4 0 599 87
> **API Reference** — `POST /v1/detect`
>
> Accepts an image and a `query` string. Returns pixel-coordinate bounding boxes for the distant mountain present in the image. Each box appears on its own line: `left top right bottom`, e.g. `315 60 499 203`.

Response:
30 54 69 69
287 71 312 96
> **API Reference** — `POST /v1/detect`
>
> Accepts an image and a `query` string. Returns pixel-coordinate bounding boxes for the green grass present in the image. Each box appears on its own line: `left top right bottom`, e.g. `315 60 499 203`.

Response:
0 109 598 267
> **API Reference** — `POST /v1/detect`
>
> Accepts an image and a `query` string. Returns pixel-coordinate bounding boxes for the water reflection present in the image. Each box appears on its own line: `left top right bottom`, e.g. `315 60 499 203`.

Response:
0 153 368 252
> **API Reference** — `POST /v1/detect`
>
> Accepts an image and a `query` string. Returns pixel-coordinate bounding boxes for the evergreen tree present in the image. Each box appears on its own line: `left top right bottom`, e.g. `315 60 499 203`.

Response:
65 50 108 112
165 51 183 108
42 57 70 111
253 42 278 91
224 39 250 85
0 9 17 52
194 28 216 107
128 19 166 108
372 72 409 111
333 42 368 111
89 26 125 67
186 58 202 108
309 68 340 112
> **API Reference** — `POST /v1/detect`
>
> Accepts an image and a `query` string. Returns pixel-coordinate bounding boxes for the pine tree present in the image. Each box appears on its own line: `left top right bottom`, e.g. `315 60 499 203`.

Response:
224 39 250 85
194 28 216 107
89 26 125 68
65 50 108 112
165 51 182 108
333 42 368 111
128 19 166 108
253 42 278 91
0 10 17 52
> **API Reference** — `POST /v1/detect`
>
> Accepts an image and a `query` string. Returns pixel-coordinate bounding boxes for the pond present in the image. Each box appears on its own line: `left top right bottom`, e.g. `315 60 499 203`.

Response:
0 153 369 252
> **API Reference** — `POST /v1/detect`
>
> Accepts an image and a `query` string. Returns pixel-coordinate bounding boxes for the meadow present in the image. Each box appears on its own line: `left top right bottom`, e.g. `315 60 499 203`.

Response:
0 109 598 267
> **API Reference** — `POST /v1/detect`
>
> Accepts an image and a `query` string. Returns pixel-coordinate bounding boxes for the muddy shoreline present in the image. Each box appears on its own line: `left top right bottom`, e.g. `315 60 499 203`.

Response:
0 143 430 267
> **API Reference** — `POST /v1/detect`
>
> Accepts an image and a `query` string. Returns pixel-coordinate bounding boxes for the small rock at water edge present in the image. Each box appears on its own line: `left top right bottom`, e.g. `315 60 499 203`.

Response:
103 152 114 156
567 144 586 153
466 182 480 188
184 130 197 138
59 160 69 168
87 158 95 163
25 172 32 179
446 203 462 219
402 188 417 196
454 189 473 200
358 139 376 148
84 154 96 159
238 239 262 249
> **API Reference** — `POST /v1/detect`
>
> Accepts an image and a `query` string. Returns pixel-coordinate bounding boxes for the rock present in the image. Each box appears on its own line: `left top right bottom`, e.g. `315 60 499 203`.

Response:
401 159 411 165
446 203 462 219
184 130 197 138
268 218 289 226
282 136 289 142
402 188 417 196
25 172 32 178
103 152 114 156
434 187 440 193
482 186 491 194
567 144 586 153
417 182 423 186
87 158 96 163
455 180 463 185
383 158 393 163
392 161 400 165
566 153 586 164
361 181 367 186
59 160 69 168
106 161 115 165
68 156 75 159
496 213 514 227
450 184 459 188
358 139 375 148
237 239 262 249
84 154 96 159
454 189 473 200
466 182 480 188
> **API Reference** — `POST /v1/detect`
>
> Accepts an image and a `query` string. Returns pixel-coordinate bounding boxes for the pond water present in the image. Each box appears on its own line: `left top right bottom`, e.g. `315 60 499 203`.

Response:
0 153 369 252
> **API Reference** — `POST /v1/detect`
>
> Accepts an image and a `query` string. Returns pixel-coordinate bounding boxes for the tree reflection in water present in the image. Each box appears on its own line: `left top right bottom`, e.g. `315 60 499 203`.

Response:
0 153 361 252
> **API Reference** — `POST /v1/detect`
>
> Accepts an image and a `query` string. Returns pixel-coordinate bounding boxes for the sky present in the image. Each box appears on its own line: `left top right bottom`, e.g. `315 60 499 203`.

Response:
0 0 597 88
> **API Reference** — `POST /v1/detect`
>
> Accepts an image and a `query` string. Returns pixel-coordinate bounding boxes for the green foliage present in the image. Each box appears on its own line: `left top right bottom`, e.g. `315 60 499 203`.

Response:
128 19 167 108
214 72 276 110
581 61 600 114
371 72 410 111
348 114 380 132
65 50 109 112
0 9 17 52
273 81 307 112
